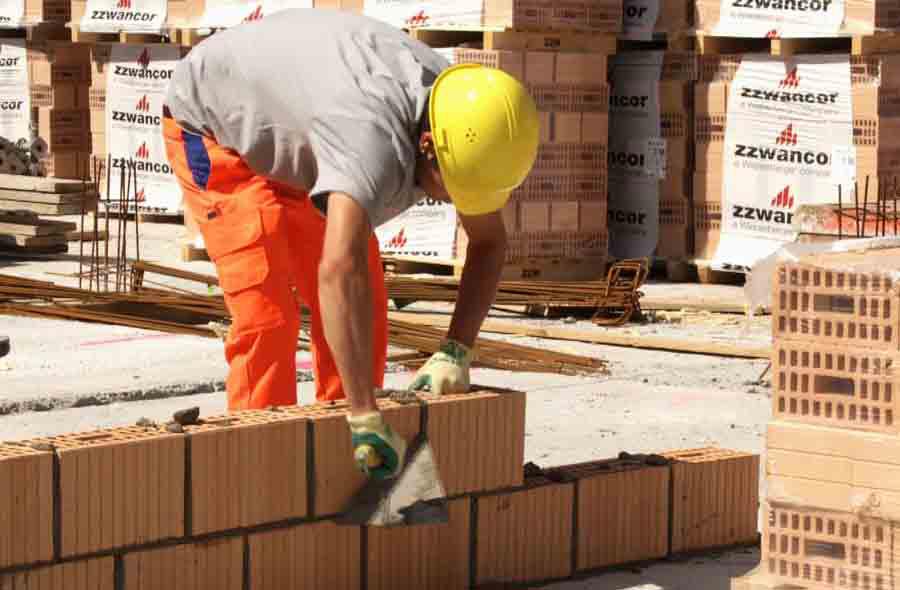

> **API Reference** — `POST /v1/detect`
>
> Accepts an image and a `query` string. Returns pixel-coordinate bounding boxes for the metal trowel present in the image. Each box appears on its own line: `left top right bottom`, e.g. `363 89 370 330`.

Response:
334 390 448 527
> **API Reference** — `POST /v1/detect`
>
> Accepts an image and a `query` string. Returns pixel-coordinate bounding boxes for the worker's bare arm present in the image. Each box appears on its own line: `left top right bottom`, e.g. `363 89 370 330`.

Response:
318 192 378 415
447 211 507 347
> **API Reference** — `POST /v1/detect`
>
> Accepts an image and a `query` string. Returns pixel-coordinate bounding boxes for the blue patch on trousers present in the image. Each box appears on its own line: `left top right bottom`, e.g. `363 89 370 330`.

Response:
182 130 211 190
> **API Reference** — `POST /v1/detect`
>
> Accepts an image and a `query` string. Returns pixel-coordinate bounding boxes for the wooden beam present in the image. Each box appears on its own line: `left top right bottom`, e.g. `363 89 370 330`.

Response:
389 312 771 359
0 173 93 193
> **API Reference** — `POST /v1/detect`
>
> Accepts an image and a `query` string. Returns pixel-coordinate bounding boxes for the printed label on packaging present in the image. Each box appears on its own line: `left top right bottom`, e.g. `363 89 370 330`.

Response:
376 197 458 259
0 1 25 27
830 146 856 182
106 44 182 213
644 137 667 178
712 55 853 268
364 0 484 29
80 0 167 33
622 0 660 40
713 0 845 37
608 176 660 259
198 0 311 28
0 41 30 145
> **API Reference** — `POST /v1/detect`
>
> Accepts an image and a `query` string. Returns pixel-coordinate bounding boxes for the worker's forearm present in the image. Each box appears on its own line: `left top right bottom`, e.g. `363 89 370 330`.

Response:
447 239 506 347
318 262 377 414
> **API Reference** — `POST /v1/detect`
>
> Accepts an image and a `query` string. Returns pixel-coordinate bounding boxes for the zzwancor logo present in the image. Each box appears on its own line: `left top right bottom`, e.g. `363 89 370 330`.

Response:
0 45 21 68
114 48 174 80
405 10 429 26
771 185 795 208
242 5 263 22
780 67 800 88
775 123 797 146
740 66 838 105
730 0 833 12
387 229 408 249
111 94 160 126
733 120 828 167
92 0 157 23
113 142 173 175
732 186 795 224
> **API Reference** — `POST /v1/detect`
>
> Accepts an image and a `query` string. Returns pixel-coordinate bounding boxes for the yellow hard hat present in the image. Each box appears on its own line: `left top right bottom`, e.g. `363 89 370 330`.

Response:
428 63 540 216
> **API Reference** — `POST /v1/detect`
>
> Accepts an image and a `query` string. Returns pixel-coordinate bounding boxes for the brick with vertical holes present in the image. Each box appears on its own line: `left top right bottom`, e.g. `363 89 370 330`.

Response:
476 476 574 586
772 341 900 433
425 389 526 497
249 521 361 590
0 556 114 589
31 425 185 558
773 250 900 351
186 409 307 535
561 458 669 571
0 443 54 569
123 537 242 590
367 498 470 590
662 447 760 554
305 400 420 517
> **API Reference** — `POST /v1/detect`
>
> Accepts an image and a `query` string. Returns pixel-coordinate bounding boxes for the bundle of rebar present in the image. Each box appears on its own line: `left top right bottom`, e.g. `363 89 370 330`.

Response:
0 269 609 376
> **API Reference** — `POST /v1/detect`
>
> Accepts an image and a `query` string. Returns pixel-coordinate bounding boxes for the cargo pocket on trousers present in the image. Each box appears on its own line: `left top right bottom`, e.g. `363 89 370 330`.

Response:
203 209 284 334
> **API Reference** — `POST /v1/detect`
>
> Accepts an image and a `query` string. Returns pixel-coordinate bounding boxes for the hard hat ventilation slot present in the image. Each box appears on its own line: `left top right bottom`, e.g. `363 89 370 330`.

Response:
465 128 477 143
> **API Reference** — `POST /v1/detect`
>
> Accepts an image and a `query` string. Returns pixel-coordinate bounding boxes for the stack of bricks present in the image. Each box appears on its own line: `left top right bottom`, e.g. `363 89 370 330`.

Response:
27 41 92 179
0 386 760 589
694 54 900 261
453 48 611 280
733 247 900 590
607 51 696 261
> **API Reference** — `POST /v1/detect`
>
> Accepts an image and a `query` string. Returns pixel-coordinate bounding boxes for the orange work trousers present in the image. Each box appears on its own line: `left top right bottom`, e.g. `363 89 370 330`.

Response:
163 115 388 410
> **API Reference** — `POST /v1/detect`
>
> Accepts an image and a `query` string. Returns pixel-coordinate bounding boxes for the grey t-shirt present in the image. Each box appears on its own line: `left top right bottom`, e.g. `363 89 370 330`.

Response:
165 9 448 227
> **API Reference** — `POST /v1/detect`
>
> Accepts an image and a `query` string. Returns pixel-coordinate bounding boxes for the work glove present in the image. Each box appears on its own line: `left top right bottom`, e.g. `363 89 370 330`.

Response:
408 339 473 395
347 412 407 480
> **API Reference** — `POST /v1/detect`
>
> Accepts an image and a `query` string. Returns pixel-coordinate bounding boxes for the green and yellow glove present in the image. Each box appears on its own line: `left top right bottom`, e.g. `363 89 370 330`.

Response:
408 339 473 395
347 412 407 480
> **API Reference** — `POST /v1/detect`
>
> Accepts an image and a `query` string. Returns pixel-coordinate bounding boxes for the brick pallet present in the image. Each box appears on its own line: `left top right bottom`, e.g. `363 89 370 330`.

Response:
732 247 900 590
0 388 760 588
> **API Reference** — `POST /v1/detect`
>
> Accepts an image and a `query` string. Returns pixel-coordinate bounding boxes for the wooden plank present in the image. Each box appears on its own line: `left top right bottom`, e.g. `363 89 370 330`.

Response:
0 188 99 204
0 174 92 193
0 218 77 236
181 244 210 262
484 30 616 52
0 199 97 215
0 233 67 248
65 230 108 243
389 311 771 359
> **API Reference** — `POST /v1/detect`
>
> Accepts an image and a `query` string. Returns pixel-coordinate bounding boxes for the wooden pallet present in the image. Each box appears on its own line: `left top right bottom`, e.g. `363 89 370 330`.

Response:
68 25 176 44
181 243 210 262
617 33 695 52
660 258 746 285
382 255 456 276
407 26 617 52
694 31 900 56
459 256 610 281
0 23 69 42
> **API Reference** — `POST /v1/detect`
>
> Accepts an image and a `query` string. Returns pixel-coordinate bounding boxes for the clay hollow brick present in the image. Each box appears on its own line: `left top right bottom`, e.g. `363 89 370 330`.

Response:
661 448 760 554
556 459 669 572
123 537 242 590
368 498 471 590
773 342 900 433
763 502 895 590
249 521 361 590
0 443 54 570
476 476 574 586
186 409 308 536
30 425 185 558
773 254 900 351
0 555 114 590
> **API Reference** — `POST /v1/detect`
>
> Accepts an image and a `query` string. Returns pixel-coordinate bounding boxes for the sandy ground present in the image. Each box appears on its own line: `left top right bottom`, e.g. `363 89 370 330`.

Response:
0 218 773 589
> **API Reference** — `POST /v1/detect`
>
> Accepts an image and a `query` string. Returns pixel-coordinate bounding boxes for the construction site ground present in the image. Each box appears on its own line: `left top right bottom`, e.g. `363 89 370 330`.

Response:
0 217 771 589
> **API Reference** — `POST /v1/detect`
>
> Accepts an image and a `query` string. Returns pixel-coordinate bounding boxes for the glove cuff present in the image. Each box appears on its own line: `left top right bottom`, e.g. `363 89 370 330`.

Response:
347 411 384 431
439 339 474 363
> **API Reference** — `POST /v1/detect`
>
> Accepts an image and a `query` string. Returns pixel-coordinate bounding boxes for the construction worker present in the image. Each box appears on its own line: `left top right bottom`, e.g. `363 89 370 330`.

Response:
163 8 539 479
